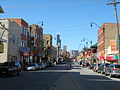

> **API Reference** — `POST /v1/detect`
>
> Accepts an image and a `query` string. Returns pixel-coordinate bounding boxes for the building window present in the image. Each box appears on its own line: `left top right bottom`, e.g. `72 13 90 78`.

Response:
9 34 15 44
20 41 25 47
36 33 39 40
21 26 28 35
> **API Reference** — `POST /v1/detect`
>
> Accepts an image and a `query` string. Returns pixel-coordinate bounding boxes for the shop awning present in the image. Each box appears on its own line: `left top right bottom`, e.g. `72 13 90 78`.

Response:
35 54 44 56
20 52 29 56
113 55 118 59
0 38 7 42
106 56 118 61
19 47 30 52
99 56 104 60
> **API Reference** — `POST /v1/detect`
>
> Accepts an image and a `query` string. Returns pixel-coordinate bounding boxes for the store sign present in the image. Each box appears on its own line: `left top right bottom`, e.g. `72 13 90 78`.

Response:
110 40 116 51
0 43 4 53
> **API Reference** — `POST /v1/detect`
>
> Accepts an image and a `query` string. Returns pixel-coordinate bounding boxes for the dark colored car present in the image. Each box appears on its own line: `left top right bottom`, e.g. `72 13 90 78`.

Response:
93 63 101 72
88 63 95 69
105 64 120 77
97 63 110 74
0 61 22 76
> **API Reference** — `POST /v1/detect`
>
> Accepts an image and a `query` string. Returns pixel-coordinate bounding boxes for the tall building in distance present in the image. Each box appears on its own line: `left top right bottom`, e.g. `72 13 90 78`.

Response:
56 34 61 48
63 45 67 51
70 50 79 58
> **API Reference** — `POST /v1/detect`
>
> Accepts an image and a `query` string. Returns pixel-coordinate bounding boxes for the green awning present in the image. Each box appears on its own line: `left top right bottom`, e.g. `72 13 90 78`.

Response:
90 43 97 48
113 55 118 59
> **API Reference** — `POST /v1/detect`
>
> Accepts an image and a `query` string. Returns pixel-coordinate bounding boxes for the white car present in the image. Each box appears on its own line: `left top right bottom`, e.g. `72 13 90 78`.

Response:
26 63 39 71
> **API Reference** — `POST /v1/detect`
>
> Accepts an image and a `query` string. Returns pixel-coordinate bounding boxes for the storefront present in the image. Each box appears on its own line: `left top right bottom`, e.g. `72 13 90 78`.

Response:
19 47 30 65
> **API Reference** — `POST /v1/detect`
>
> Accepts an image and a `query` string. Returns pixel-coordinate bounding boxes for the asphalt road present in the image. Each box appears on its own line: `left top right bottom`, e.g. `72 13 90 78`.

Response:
0 62 120 90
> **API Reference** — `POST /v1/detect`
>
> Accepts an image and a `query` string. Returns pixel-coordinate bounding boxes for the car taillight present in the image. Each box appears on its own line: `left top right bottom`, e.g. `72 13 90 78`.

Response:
112 69 118 70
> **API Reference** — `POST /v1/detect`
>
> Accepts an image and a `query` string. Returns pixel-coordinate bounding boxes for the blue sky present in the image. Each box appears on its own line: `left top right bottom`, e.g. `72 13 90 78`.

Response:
0 0 120 51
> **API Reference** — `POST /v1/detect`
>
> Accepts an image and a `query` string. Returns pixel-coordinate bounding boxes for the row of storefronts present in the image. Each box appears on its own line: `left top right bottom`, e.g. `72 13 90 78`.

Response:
0 18 58 64
78 23 120 64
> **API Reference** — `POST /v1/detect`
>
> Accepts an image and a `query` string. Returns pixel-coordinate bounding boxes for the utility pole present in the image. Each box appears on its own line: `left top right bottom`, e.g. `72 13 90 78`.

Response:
107 0 120 64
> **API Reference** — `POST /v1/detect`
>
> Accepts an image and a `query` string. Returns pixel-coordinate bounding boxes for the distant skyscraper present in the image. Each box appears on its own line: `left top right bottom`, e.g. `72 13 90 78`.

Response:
63 45 67 51
70 50 78 58
56 34 61 48
57 34 60 46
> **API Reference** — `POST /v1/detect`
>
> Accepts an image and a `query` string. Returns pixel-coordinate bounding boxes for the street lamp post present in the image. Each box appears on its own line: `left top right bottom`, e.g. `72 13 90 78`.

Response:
107 0 120 64
36 21 43 26
90 22 105 63
0 6 4 13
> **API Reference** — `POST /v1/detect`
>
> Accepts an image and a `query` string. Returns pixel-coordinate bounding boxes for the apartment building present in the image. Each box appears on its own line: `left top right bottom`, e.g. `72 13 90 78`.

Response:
0 19 20 63
98 23 120 63
51 46 57 62
9 18 29 64
43 34 52 62
28 24 44 63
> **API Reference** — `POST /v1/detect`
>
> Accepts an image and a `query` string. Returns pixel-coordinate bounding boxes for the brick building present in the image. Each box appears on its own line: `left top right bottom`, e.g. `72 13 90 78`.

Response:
9 18 29 64
28 24 44 63
98 23 120 63
43 34 52 62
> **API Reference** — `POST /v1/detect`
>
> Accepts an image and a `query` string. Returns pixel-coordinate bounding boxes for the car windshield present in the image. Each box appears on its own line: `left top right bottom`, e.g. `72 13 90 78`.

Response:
28 64 36 66
3 62 14 66
105 64 110 66
98 64 101 66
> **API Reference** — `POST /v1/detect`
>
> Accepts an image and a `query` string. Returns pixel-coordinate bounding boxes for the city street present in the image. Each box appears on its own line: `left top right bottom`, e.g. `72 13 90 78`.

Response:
0 62 120 90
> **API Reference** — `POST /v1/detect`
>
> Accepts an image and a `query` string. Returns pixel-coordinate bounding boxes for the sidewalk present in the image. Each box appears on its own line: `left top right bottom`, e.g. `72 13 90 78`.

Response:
50 73 81 90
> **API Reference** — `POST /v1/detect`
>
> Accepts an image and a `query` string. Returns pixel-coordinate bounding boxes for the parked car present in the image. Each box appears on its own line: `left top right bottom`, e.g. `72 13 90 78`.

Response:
0 61 22 76
105 64 120 77
26 63 39 71
93 63 101 72
46 61 54 67
88 63 95 69
43 62 48 67
97 63 110 74
37 62 45 70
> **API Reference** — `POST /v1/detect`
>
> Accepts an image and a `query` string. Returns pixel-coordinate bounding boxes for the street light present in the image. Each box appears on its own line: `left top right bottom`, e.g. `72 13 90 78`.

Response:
0 6 4 13
36 21 43 26
90 22 105 63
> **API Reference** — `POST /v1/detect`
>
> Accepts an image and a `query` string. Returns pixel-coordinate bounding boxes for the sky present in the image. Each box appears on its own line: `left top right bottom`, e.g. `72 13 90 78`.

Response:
0 0 120 51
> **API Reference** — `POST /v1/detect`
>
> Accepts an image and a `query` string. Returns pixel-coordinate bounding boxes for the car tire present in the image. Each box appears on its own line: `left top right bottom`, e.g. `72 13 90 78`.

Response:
110 73 114 78
105 72 108 76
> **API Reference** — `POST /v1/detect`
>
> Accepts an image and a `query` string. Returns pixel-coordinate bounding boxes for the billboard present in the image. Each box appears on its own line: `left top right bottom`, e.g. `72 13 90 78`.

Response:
110 40 116 51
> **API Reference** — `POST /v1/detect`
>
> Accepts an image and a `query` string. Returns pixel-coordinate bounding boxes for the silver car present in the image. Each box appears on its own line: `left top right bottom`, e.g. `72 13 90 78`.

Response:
105 64 120 77
26 63 39 71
